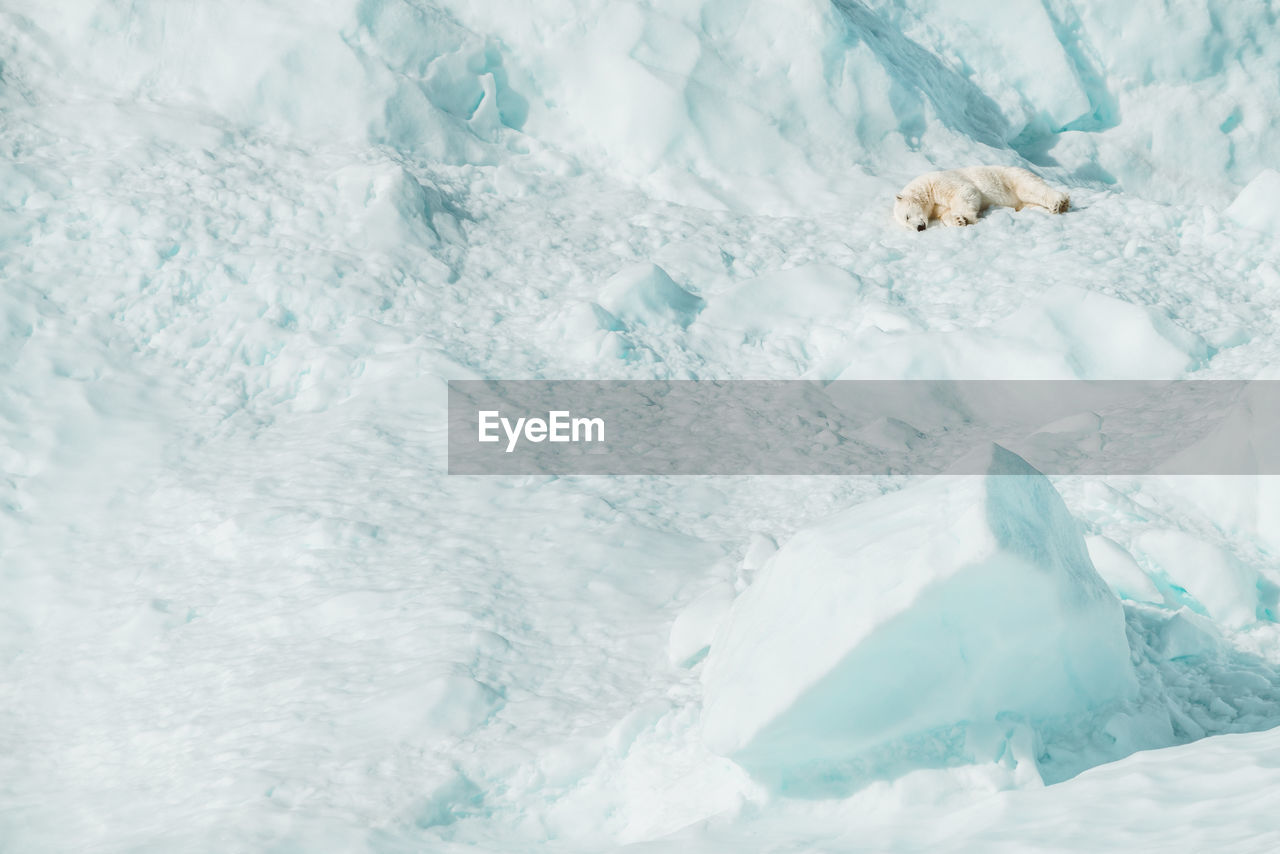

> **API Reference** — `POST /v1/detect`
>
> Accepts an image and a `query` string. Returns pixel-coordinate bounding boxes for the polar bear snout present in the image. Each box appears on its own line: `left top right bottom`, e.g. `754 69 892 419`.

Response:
893 194 931 231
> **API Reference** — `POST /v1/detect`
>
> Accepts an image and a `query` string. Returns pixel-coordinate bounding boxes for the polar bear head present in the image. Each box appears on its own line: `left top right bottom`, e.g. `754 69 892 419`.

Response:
893 193 929 231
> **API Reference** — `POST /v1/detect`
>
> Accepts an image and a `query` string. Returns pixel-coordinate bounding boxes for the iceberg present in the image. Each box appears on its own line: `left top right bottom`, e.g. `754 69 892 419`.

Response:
701 445 1137 791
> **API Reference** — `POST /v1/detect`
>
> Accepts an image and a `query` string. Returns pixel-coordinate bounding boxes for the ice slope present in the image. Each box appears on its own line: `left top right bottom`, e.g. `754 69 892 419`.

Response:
3 0 1280 852
9 0 1280 209
861 0 1280 205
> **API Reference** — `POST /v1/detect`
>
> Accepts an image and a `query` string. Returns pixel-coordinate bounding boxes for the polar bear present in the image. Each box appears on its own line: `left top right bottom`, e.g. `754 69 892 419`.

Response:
893 166 1070 231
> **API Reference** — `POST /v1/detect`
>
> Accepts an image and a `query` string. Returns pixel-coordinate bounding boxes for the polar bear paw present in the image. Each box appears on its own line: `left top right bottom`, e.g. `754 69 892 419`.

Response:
946 212 973 227
1049 193 1070 214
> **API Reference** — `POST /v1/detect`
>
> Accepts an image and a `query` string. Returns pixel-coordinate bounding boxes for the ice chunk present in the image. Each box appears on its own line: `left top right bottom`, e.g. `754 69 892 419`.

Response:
1085 534 1163 604
1133 530 1277 629
740 533 778 572
1150 608 1224 661
1225 169 1280 236
701 445 1137 789
598 263 704 328
669 583 736 668
549 302 636 362
334 162 452 251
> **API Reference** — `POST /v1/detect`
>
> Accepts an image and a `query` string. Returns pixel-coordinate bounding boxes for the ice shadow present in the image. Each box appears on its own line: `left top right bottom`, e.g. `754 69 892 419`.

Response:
829 0 1010 149
730 602 1280 799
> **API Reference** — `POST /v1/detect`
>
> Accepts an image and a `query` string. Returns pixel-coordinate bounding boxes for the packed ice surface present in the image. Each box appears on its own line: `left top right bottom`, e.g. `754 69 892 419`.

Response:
3 0 1280 852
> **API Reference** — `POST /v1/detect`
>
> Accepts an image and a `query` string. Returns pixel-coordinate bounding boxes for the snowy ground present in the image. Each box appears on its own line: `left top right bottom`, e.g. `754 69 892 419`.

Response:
3 1 1280 851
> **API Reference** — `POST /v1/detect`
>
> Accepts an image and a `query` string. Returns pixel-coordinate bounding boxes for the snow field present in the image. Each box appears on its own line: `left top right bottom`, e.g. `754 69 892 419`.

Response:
3 0 1280 851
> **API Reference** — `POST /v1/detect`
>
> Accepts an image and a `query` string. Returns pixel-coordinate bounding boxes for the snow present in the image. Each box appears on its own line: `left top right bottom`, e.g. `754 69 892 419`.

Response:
618 727 1280 853
3 0 1280 851
834 283 1212 380
599 263 705 329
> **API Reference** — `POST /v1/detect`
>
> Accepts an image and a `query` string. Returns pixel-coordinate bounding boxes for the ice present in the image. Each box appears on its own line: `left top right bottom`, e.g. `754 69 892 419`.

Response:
837 284 1211 380
867 0 1095 138
1225 169 1280 236
701 446 1136 791
1132 529 1278 629
598 263 705 329
864 1 1280 204
334 162 455 250
5 0 1280 850
668 582 736 668
739 533 778 572
1085 534 1163 604
696 264 875 378
698 265 868 337
625 727 1280 852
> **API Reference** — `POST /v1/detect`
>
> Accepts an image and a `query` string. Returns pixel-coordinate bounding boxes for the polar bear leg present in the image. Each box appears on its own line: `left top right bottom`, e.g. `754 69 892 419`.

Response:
1010 170 1070 213
945 186 983 227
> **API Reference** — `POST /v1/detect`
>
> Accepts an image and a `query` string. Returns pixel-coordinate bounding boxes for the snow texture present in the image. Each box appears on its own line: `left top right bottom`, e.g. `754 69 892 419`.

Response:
3 0 1280 851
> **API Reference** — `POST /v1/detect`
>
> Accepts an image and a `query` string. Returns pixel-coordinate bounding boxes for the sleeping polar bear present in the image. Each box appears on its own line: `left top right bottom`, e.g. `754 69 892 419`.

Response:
894 166 1070 230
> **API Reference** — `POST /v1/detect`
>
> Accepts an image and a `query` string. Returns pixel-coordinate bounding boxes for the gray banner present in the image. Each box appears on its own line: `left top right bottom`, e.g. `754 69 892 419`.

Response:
447 380 1280 475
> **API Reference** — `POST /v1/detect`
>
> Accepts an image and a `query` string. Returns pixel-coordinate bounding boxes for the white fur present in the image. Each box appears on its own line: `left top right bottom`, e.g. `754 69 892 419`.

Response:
893 166 1070 230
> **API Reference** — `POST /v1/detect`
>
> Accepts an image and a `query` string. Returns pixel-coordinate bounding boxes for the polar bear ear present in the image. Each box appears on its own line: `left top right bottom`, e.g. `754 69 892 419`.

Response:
895 194 903 201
